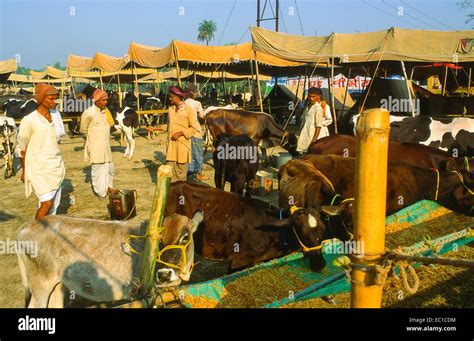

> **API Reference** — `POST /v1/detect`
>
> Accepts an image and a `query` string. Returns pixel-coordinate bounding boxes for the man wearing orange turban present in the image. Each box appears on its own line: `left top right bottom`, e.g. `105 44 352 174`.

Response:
17 83 65 220
80 88 117 197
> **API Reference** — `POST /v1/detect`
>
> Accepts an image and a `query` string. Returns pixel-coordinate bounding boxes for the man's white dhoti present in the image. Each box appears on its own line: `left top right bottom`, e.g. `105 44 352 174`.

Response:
91 162 114 197
36 187 62 215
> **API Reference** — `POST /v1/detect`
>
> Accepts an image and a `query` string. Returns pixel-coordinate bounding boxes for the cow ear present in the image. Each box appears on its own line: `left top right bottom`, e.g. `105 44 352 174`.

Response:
191 210 204 233
256 220 290 232
321 205 346 216
438 158 458 172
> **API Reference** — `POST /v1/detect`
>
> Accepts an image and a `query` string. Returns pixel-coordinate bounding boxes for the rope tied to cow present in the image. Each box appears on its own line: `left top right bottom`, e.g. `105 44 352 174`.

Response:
450 170 474 195
431 168 440 201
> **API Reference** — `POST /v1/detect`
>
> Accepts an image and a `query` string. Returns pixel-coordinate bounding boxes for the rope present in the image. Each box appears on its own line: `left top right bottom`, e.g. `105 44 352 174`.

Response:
357 35 390 115
397 262 420 294
451 170 474 195
432 168 440 200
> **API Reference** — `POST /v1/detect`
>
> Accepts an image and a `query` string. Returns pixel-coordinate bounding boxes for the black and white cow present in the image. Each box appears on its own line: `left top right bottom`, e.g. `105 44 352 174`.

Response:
347 114 474 157
107 92 139 160
2 98 37 120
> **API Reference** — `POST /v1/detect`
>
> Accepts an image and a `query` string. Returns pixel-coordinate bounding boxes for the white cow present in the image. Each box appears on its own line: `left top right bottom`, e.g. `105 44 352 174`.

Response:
17 213 203 308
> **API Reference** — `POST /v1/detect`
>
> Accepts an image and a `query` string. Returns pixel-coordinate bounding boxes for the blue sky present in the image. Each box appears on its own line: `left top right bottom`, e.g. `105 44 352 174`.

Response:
0 0 471 69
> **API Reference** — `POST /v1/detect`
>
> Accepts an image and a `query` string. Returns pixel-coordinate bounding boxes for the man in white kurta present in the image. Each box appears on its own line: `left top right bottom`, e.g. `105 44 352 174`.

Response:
80 89 116 197
296 87 333 153
17 83 65 220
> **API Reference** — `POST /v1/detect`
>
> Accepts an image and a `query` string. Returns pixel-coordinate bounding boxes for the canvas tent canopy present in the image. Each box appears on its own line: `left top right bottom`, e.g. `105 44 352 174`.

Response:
8 73 71 84
0 58 18 84
68 52 131 73
29 65 67 79
251 26 474 64
128 40 328 77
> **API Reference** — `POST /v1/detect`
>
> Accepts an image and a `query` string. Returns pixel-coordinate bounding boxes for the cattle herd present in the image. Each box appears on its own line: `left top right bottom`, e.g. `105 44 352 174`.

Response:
1 84 473 308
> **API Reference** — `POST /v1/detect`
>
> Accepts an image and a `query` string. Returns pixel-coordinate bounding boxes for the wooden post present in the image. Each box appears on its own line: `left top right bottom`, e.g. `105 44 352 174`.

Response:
176 62 182 88
442 64 448 96
341 67 352 117
401 61 416 117
59 81 65 111
468 68 472 97
351 108 390 308
328 59 338 133
132 63 140 110
254 51 263 112
140 164 173 294
99 71 104 90
117 73 122 107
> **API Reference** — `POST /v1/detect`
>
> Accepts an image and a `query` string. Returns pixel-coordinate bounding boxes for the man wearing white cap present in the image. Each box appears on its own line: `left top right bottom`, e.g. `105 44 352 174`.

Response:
80 89 117 197
17 83 65 220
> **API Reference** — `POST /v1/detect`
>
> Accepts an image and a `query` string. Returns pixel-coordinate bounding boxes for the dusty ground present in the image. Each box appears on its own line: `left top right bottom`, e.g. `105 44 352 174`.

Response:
0 128 472 308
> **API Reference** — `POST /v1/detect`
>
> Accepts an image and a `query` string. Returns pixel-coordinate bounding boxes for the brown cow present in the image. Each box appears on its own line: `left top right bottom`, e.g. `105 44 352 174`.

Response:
300 154 474 215
307 134 474 172
204 109 298 162
157 181 346 286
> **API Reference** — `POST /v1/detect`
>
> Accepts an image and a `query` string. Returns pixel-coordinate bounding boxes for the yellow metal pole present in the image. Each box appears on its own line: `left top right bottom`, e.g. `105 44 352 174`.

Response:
351 108 390 308
140 164 173 294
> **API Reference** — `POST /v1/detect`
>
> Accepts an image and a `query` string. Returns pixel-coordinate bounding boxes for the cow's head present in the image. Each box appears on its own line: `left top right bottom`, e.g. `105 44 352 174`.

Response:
281 132 298 156
155 211 203 287
288 204 351 271
439 158 474 214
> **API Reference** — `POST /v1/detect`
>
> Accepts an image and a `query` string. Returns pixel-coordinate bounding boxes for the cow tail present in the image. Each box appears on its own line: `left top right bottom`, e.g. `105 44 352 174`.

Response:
17 254 32 308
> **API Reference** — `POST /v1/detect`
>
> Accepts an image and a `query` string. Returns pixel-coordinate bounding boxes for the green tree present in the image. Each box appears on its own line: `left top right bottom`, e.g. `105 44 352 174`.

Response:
17 66 32 75
197 20 217 46
52 61 66 70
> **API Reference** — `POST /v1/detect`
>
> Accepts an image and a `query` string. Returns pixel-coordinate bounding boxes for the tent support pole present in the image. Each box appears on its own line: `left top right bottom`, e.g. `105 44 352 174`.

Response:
60 81 65 111
176 62 182 88
328 59 337 134
468 68 472 97
99 71 104 90
254 51 263 112
442 65 448 96
132 62 140 109
117 73 122 107
222 71 226 97
341 67 352 118
401 61 416 117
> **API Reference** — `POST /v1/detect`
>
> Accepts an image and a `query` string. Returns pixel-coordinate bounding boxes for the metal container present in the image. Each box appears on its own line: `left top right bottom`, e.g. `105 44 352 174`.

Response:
252 170 273 197
109 190 137 220
271 152 293 169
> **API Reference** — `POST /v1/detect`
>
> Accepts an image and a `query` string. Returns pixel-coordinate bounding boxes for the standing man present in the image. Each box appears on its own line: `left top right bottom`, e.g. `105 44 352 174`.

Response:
17 83 65 220
184 84 209 181
166 86 201 182
80 89 117 197
296 87 333 153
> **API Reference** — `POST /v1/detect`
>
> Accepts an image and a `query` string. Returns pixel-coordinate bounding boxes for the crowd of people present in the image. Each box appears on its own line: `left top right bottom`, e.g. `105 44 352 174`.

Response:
15 83 333 220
